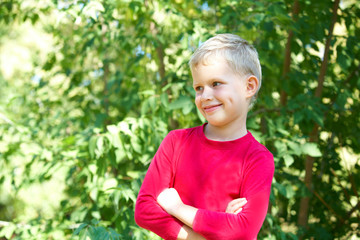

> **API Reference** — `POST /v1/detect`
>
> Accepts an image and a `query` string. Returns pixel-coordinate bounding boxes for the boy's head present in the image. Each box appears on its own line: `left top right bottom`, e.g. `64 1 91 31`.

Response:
189 34 261 109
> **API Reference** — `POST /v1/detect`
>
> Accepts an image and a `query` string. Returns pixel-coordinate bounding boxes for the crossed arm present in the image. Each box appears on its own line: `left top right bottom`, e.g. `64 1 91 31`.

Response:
134 132 274 240
157 188 247 239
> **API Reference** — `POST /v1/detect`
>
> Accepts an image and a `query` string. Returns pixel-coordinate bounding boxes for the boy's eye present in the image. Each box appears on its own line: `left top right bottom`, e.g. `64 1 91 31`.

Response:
213 82 221 87
195 86 203 91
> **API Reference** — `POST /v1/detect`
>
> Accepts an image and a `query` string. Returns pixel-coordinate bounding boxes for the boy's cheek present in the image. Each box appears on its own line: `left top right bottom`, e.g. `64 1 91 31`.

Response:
195 104 205 117
194 98 201 110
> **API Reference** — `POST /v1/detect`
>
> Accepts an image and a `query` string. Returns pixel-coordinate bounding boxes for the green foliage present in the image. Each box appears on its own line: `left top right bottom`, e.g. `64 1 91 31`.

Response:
0 0 359 239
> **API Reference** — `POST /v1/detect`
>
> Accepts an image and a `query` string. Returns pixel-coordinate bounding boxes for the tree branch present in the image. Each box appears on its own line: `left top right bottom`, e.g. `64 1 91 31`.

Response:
312 189 344 222
150 21 166 82
315 0 340 98
335 201 360 230
298 0 340 228
330 168 350 202
280 0 300 106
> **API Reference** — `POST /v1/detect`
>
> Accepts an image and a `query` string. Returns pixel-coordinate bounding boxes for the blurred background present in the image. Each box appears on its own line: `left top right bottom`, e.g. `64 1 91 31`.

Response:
0 0 359 239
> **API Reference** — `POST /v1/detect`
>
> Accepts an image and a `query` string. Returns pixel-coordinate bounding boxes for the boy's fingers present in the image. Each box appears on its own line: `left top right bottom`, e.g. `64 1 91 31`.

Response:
226 198 247 213
234 208 243 214
230 198 247 207
228 198 247 207
230 200 247 212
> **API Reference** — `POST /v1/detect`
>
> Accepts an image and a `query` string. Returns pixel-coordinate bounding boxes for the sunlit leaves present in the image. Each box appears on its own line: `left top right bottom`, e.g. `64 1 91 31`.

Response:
82 1 105 21
273 181 295 199
0 222 16 239
0 0 359 239
73 220 121 240
167 95 193 114
301 143 322 158
283 155 294 167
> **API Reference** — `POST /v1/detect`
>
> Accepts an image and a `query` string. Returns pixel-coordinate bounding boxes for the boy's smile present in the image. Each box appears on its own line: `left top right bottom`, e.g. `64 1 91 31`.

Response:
202 103 222 113
192 57 257 140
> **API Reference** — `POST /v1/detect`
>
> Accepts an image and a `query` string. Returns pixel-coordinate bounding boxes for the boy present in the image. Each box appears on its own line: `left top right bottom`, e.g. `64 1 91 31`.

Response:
135 34 274 240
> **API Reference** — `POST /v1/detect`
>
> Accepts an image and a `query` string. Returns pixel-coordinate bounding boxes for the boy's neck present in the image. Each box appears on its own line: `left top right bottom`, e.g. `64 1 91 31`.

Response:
204 121 248 141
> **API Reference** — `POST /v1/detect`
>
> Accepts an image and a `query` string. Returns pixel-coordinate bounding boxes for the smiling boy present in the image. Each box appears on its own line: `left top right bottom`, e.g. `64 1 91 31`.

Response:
135 34 274 240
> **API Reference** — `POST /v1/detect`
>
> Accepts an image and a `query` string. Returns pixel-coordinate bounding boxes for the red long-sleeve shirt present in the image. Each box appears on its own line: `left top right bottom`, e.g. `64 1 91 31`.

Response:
135 124 274 240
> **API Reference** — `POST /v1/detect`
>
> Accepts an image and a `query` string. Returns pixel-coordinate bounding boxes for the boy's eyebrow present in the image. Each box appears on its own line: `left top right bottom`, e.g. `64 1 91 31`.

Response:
193 77 225 87
192 81 202 87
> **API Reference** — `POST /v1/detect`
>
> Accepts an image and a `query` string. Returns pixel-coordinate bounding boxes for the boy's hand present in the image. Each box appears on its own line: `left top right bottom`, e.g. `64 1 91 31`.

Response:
157 188 183 215
157 188 198 230
226 198 247 214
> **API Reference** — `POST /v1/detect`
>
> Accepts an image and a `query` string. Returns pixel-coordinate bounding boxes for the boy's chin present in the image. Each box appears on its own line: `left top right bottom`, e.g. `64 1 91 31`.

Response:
206 121 227 128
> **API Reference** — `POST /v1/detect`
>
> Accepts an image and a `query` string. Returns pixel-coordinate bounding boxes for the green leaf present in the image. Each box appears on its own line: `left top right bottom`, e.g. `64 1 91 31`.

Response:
71 206 88 222
302 143 322 157
286 185 295 199
0 223 16 239
122 188 136 203
277 128 290 136
83 1 105 20
337 51 351 70
92 226 109 240
73 223 88 235
107 125 119 135
91 211 101 219
115 149 125 163
148 96 157 111
168 95 193 110
182 102 193 114
287 141 302 156
274 182 286 197
308 109 324 127
106 126 122 149
109 228 121 240
79 228 89 240
274 140 287 156
90 219 100 226
274 182 295 199
95 136 104 158
89 136 97 159
293 110 304 124
160 93 169 107
283 155 294 167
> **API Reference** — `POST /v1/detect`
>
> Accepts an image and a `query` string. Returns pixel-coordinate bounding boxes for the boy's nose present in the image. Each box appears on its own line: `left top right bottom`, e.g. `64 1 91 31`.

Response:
200 87 213 101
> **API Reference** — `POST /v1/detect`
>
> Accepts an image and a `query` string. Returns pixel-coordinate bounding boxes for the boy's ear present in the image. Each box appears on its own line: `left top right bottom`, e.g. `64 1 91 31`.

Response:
245 75 259 98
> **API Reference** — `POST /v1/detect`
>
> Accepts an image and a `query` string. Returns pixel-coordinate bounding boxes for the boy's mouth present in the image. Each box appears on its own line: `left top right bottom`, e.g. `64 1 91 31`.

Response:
203 104 222 113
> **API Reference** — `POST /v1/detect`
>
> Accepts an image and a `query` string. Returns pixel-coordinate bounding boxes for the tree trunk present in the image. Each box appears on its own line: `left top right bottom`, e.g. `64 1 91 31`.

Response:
297 0 340 228
280 0 300 106
149 21 166 83
101 23 110 126
147 5 179 129
145 0 166 82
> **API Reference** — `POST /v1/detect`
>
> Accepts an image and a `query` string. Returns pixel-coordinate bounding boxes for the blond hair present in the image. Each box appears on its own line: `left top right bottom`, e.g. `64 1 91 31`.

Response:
189 34 262 108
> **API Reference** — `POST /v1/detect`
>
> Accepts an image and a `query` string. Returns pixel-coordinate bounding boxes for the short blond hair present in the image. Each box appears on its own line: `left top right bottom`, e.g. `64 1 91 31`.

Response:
189 33 262 108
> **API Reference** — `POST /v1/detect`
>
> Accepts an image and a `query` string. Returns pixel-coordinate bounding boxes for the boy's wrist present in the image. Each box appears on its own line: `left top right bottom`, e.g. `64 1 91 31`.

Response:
172 203 198 229
157 188 184 215
157 188 198 228
168 202 185 216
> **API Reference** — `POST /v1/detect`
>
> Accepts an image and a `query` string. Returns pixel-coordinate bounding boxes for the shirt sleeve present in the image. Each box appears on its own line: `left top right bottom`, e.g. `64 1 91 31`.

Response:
192 151 274 240
134 131 183 240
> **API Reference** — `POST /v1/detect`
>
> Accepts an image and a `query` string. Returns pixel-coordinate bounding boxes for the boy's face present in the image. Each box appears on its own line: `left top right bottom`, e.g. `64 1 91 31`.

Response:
192 57 256 129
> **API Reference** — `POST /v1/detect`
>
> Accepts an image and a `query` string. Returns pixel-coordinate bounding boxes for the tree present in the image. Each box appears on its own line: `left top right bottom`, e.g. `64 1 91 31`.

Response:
0 0 359 239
